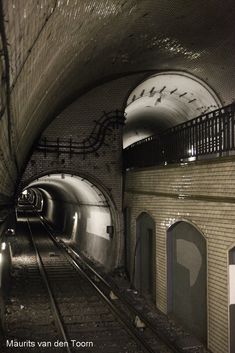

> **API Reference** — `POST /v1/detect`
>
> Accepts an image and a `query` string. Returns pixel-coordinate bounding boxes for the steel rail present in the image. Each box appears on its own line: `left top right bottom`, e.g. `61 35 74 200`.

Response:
33 214 162 353
60 249 158 353
60 243 183 353
26 218 72 353
35 211 183 353
36 213 182 353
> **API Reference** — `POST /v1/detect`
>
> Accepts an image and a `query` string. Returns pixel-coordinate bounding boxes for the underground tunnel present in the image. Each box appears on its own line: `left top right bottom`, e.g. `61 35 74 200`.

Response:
0 1 234 353
18 174 118 268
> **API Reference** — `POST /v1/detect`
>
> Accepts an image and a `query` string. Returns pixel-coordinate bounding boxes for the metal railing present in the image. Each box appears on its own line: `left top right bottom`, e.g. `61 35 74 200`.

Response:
36 110 125 158
124 104 235 169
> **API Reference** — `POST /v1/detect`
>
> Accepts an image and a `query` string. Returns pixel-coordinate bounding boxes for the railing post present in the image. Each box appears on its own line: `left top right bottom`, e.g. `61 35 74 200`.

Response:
195 122 198 159
211 116 215 154
231 110 235 150
219 113 222 156
227 111 231 152
215 114 218 153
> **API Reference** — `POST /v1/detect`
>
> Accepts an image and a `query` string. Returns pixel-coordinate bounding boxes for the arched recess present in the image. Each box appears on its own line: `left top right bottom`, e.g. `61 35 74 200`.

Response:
124 207 131 279
124 71 221 148
229 246 235 353
167 221 207 342
134 212 156 302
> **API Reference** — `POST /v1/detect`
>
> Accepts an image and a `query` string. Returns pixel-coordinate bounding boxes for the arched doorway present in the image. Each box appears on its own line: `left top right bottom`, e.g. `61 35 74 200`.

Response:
134 212 156 301
167 221 207 342
229 246 235 353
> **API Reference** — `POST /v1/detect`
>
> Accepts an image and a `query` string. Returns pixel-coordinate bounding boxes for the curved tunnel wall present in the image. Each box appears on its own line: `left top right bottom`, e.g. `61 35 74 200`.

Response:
26 174 118 269
124 71 222 148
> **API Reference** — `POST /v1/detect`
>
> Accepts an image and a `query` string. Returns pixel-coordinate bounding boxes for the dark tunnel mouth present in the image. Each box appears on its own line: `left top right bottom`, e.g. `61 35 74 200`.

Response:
20 171 118 209
16 171 122 267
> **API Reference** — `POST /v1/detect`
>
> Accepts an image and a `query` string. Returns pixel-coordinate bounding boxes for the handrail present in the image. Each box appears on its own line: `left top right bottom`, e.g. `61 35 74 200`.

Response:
125 104 235 150
124 103 235 168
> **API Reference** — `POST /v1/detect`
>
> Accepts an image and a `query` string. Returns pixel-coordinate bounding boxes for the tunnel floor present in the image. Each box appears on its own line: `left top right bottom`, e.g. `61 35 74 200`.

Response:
2 215 210 353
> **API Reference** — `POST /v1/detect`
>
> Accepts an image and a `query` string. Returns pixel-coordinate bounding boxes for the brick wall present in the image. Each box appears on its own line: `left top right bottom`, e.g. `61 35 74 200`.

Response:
124 157 235 353
21 81 125 205
21 128 123 212
20 88 125 267
20 73 147 210
18 74 152 268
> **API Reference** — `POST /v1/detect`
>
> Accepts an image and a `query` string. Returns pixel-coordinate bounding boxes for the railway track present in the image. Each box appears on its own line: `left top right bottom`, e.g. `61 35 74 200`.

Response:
5 213 183 353
37 215 184 353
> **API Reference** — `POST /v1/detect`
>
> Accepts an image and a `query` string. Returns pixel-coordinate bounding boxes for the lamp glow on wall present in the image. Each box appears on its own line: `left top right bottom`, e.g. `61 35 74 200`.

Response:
71 212 78 241
0 253 2 288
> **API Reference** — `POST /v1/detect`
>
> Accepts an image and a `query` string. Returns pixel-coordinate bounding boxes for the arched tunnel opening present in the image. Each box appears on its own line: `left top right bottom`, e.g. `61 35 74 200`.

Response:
15 173 119 269
123 71 221 148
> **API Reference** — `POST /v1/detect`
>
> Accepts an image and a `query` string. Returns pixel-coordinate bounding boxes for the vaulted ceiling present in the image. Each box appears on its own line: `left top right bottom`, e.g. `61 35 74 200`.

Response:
0 0 235 196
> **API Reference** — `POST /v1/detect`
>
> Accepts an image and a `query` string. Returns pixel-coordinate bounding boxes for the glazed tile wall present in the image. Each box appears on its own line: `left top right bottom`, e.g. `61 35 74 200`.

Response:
124 158 235 353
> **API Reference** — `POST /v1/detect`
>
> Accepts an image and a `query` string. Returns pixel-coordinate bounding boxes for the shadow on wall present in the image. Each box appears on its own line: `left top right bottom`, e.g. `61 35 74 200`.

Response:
134 212 156 303
167 221 207 343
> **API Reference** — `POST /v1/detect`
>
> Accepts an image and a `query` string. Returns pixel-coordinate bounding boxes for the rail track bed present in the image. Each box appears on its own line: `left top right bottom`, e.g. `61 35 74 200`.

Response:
4 214 203 353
